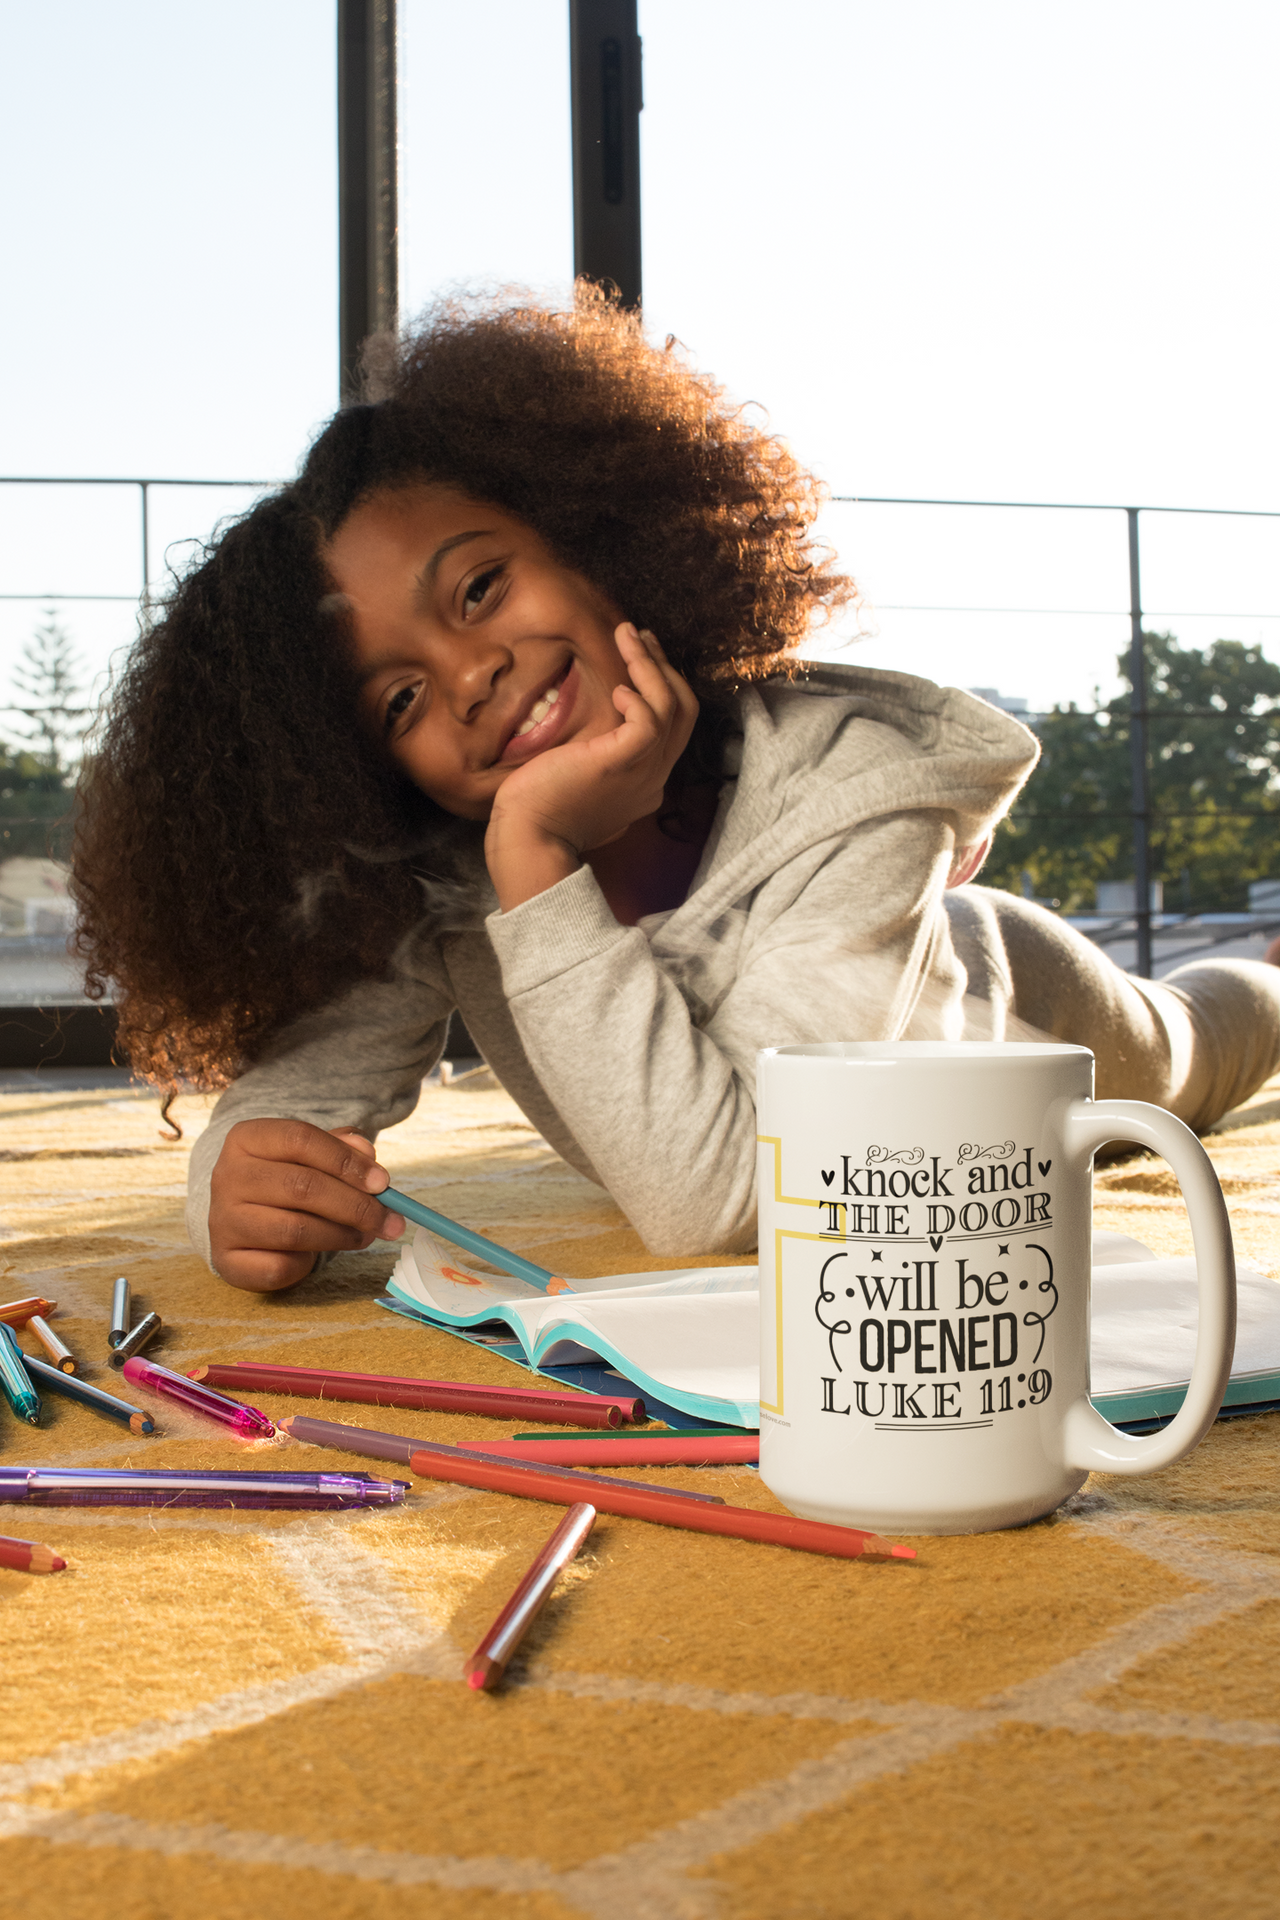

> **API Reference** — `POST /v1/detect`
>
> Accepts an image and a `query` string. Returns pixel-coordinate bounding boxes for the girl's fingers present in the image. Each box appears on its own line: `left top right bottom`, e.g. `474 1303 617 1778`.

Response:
230 1203 393 1255
614 624 697 741
329 1127 377 1160
230 1118 390 1192
215 1248 320 1292
236 1159 402 1237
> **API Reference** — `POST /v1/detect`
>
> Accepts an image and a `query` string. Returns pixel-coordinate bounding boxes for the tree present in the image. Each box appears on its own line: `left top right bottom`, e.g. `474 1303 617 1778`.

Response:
0 611 89 862
7 609 90 777
984 633 1280 913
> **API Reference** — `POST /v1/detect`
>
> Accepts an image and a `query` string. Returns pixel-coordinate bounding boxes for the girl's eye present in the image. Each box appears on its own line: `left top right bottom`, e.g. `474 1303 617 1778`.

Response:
384 683 419 732
462 565 502 616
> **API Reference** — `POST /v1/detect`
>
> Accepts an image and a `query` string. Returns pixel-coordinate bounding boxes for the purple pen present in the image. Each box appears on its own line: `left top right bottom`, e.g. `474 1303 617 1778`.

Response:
121 1355 276 1438
0 1467 408 1509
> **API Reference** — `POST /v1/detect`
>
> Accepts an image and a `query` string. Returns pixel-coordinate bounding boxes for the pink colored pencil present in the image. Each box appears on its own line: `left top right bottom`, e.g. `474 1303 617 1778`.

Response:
188 1362 643 1428
476 1434 760 1467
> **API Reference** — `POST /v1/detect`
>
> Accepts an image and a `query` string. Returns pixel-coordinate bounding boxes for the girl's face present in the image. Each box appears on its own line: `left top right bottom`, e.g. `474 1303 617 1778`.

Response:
324 485 632 819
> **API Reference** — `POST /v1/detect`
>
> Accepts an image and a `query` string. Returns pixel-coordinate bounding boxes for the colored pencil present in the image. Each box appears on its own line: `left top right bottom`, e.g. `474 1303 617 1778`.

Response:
279 1416 725 1503
189 1362 644 1427
0 1296 56 1330
0 1533 66 1574
511 1428 747 1440
22 1354 155 1434
378 1187 562 1294
108 1312 162 1368
421 1447 914 1559
0 1325 41 1425
27 1315 76 1373
108 1276 131 1348
471 1434 760 1467
280 1415 913 1558
122 1357 275 1438
467 1503 596 1691
0 1466 406 1510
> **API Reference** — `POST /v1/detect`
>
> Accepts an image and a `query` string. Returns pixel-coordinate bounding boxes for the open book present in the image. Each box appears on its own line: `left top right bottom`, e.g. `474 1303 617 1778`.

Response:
382 1232 760 1426
381 1224 1280 1432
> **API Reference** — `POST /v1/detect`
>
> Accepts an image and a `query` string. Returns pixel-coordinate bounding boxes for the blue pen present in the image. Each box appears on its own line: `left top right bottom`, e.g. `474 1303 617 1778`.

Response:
0 1324 42 1426
378 1188 559 1294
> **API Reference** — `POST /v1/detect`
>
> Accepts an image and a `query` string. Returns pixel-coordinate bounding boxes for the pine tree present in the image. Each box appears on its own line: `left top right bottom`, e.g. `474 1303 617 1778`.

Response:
8 609 90 777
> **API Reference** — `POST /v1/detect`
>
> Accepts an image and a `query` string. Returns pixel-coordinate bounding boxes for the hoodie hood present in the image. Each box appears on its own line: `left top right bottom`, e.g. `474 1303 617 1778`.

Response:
664 661 1039 939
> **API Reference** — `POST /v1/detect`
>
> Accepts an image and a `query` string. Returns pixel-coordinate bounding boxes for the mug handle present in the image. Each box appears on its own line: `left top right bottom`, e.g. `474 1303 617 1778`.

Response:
1059 1098 1236 1476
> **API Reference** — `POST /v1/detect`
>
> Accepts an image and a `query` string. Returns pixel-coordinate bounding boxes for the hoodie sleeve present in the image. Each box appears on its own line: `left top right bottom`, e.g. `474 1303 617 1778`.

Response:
485 811 958 1256
185 959 455 1271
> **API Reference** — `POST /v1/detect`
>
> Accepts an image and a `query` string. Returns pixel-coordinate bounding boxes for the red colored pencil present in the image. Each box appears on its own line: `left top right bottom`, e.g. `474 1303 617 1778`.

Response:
279 1413 912 1556
278 1416 724 1503
0 1533 66 1574
189 1362 643 1428
476 1434 760 1467
407 1444 911 1559
0 1296 57 1330
467 1502 596 1691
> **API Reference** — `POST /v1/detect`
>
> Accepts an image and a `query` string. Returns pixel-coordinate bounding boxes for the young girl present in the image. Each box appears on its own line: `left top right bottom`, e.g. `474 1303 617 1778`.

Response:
73 291 1280 1291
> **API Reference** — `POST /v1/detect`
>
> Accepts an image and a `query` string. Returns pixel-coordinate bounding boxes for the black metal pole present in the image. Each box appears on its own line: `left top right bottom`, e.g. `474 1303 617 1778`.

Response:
338 0 398 405
1127 507 1153 978
570 0 643 307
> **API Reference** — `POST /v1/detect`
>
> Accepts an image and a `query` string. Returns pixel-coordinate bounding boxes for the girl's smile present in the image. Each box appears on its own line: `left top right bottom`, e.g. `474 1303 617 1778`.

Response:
323 486 631 819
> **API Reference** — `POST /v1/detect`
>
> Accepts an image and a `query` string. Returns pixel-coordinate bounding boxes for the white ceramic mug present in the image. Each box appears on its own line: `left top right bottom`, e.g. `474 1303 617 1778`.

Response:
755 1042 1236 1534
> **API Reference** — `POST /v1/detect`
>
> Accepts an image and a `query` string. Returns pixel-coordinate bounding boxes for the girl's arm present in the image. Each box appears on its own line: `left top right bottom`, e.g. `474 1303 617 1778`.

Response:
486 811 959 1256
187 963 455 1287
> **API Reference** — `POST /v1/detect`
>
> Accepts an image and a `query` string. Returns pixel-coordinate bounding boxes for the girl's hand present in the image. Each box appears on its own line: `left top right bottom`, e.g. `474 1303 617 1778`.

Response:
485 625 699 911
208 1119 403 1291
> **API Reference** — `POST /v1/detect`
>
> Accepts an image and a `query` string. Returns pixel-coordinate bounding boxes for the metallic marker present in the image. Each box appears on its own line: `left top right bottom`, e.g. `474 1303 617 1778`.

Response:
28 1315 76 1374
108 1276 131 1348
108 1311 161 1368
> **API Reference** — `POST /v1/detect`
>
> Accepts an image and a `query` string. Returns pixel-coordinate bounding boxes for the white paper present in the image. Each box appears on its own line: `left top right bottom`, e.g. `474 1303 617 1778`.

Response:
387 1224 1280 1417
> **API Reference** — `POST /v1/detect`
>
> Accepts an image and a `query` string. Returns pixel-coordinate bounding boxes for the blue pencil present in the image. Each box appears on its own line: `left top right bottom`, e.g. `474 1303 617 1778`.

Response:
378 1188 559 1295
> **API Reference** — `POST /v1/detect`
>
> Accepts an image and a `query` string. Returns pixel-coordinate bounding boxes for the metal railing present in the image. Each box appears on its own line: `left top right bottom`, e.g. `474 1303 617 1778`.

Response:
832 493 1280 975
3 475 1279 977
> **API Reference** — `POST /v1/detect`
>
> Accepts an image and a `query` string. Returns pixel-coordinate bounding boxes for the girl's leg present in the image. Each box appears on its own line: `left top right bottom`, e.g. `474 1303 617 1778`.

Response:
953 887 1280 1130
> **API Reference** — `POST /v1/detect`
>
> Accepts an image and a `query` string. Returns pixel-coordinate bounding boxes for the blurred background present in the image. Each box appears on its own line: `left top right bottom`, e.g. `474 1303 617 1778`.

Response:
1 0 1277 1053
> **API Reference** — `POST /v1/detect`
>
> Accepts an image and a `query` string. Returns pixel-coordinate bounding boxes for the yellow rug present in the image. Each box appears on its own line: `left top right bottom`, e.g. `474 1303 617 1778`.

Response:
0 1069 1278 1919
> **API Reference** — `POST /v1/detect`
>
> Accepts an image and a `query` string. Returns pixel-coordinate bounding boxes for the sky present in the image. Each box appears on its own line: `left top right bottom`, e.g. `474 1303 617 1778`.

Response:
2 0 1280 726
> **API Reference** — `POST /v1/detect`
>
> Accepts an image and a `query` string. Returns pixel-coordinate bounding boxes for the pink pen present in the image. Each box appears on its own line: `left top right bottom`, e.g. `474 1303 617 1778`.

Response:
121 1356 276 1438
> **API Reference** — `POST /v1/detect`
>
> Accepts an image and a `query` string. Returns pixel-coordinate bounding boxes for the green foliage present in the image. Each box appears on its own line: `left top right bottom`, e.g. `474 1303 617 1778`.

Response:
0 740 74 861
1 609 85 861
984 633 1280 912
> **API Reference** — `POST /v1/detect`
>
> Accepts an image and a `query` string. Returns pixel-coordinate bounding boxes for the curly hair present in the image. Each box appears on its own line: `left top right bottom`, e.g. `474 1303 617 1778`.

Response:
72 288 856 1088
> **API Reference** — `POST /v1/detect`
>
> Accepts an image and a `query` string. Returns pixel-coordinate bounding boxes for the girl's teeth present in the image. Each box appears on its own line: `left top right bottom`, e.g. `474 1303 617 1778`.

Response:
514 685 561 738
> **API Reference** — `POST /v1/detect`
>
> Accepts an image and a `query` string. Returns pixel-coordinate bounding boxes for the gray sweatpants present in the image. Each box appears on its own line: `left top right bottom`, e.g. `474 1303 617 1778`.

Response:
948 887 1280 1131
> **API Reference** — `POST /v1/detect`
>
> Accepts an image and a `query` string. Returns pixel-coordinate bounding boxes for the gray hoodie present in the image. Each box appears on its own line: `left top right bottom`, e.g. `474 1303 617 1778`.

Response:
187 664 1038 1266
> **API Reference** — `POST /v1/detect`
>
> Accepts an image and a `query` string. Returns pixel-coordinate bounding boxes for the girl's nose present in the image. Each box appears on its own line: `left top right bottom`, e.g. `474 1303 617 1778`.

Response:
437 635 510 720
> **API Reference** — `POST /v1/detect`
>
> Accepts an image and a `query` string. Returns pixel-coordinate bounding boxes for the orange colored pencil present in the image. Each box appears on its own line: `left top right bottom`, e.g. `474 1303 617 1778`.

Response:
0 1533 66 1574
404 1441 914 1562
0 1296 56 1330
190 1362 643 1427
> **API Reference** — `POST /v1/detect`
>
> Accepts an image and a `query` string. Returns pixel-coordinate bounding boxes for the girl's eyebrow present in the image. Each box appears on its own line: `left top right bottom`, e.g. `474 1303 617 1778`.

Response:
413 528 494 601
